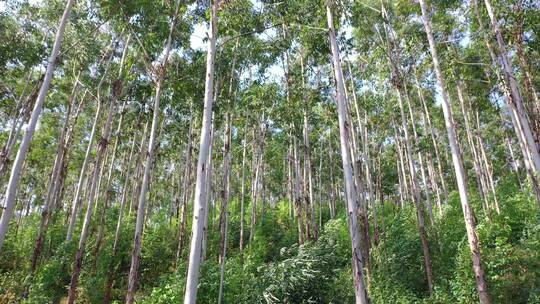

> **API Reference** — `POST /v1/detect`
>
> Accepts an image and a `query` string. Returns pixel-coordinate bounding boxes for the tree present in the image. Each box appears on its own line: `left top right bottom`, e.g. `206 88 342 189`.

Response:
0 0 76 251
326 1 370 303
418 0 491 302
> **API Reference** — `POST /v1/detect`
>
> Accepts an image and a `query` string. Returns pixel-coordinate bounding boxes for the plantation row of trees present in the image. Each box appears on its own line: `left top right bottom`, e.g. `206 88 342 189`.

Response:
0 0 538 303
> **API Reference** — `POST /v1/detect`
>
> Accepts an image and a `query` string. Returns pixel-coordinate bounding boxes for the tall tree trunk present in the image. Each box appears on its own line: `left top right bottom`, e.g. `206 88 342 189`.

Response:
300 55 317 240
239 124 248 253
66 86 110 241
326 1 370 303
381 17 435 290
0 0 76 251
482 0 540 173
513 16 540 148
0 77 43 181
124 1 181 301
328 140 336 219
473 0 540 205
426 152 443 217
218 106 233 304
175 119 194 266
67 89 117 304
473 109 500 214
201 120 214 262
104 130 138 304
28 78 79 279
455 81 492 219
52 91 86 217
419 1 491 302
292 137 305 244
184 1 219 302
414 71 448 201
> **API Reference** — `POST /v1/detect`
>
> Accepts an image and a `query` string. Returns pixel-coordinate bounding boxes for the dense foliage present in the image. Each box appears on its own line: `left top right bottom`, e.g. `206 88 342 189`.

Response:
0 0 539 303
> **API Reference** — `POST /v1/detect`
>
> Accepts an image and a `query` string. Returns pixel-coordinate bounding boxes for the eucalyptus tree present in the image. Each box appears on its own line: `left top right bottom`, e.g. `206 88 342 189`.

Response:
67 33 130 304
123 0 184 302
418 0 491 302
0 0 76 252
481 0 540 173
184 0 221 302
326 0 370 303
379 2 433 292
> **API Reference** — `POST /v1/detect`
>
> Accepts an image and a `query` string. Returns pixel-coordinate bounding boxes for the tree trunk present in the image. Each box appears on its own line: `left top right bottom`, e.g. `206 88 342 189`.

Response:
67 89 117 304
28 78 79 279
183 1 219 302
513 17 540 149
326 1 370 303
175 119 194 266
455 81 492 218
482 0 540 174
218 105 233 304
300 55 317 240
293 137 305 244
239 124 248 253
473 0 540 205
0 76 43 182
104 130 138 304
66 91 108 242
414 71 448 201
0 0 76 251
419 1 491 302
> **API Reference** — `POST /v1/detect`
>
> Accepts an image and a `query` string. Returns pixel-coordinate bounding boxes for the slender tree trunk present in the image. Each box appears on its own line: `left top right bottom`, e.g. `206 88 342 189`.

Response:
66 94 107 242
513 18 540 148
176 119 194 266
184 1 219 302
201 121 214 262
405 93 435 226
0 0 76 251
473 0 540 205
326 1 370 303
93 104 124 260
414 71 448 201
473 109 500 214
104 131 138 304
239 124 248 253
381 17 435 291
28 79 79 280
293 137 305 244
482 0 540 173
67 89 117 304
393 122 410 206
426 152 443 217
455 82 492 218
0 77 43 181
419 1 491 302
328 140 336 219
218 106 233 304
124 2 181 301
300 55 317 240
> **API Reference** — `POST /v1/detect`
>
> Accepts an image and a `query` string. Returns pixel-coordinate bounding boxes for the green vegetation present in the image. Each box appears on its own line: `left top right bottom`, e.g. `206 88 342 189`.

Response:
1 0 539 303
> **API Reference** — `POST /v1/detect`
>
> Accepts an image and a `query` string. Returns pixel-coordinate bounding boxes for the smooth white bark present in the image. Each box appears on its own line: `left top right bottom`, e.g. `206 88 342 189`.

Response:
0 0 76 251
326 1 369 303
184 1 219 302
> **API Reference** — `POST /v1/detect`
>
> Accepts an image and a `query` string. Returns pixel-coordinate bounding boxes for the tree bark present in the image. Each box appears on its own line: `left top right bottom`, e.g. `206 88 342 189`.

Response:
482 0 540 174
0 0 76 251
326 1 370 303
419 1 491 302
183 1 219 302
67 87 117 304
239 123 248 252
28 78 79 279
175 119 194 266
